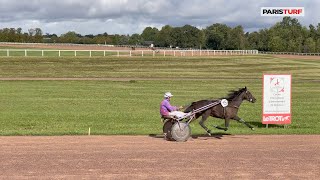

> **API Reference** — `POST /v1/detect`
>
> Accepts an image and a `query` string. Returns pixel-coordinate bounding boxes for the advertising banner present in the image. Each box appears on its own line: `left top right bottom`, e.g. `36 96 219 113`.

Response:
263 74 292 124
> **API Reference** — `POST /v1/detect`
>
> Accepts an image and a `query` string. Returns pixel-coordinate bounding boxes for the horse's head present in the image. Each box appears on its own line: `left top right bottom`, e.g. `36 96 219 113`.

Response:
242 87 256 103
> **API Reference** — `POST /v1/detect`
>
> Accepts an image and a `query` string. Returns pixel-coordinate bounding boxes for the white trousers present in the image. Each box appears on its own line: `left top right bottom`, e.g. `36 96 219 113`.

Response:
169 111 190 118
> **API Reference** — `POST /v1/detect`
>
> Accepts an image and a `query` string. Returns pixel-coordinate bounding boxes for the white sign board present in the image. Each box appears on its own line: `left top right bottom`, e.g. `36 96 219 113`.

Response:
263 74 291 124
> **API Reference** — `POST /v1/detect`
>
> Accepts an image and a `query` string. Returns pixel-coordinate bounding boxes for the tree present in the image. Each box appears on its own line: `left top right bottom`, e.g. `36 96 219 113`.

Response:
316 39 320 52
204 23 231 49
268 17 306 52
169 27 183 48
226 25 246 50
93 35 107 44
156 25 173 47
0 16 318 52
269 36 286 52
80 37 95 44
180 25 204 48
141 27 159 43
128 33 142 45
96 32 113 44
16 28 23 42
34 28 43 42
304 37 316 53
43 33 58 43
114 35 129 45
60 31 79 43
247 32 259 49
309 24 317 39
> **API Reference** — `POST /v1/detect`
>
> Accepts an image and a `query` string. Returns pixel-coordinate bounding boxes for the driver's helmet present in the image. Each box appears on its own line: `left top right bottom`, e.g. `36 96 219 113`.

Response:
164 92 173 98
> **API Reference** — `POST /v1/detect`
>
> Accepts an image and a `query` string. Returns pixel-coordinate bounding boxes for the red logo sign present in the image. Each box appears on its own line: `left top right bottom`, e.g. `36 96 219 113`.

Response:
263 114 291 124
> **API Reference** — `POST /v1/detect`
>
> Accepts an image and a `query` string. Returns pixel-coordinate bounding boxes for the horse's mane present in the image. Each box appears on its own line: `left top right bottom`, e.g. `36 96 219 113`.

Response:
223 87 247 101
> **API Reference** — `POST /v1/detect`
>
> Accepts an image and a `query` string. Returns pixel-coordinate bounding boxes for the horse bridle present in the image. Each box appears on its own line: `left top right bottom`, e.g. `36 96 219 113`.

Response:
245 90 254 102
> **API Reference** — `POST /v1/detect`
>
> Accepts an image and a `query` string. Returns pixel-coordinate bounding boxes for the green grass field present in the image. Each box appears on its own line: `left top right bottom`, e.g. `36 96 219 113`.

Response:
0 55 319 135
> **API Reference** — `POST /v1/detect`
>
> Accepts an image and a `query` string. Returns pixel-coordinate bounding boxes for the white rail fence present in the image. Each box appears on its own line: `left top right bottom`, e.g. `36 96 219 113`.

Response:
259 51 320 56
0 49 259 57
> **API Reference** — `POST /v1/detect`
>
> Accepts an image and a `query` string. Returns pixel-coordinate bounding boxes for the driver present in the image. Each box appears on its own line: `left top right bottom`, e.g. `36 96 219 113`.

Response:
160 92 189 119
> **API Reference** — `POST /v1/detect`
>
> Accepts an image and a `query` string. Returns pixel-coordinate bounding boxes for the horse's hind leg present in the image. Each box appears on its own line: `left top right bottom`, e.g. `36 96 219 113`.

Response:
199 111 212 136
234 116 255 130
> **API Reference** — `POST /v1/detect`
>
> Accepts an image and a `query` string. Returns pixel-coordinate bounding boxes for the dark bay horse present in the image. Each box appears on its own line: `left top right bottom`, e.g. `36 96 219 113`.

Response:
184 87 256 136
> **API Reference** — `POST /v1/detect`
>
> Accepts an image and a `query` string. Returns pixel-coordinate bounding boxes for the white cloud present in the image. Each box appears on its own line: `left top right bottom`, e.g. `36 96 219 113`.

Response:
0 0 318 35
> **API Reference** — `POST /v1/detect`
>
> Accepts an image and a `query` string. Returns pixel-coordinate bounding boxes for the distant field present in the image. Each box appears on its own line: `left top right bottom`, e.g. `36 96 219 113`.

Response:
0 44 258 57
0 49 120 57
0 44 158 57
0 55 319 135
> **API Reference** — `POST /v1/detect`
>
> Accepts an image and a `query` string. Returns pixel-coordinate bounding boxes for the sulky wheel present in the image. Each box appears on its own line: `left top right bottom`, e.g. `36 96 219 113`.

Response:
163 120 175 141
171 122 191 142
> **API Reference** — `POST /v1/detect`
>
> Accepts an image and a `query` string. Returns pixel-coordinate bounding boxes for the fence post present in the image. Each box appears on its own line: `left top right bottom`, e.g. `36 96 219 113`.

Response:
75 51 77 57
59 50 61 57
7 49 9 57
142 51 144 57
90 50 92 57
42 50 44 57
25 50 27 57
117 51 119 57
104 51 106 57
164 51 166 57
130 51 131 57
174 50 176 57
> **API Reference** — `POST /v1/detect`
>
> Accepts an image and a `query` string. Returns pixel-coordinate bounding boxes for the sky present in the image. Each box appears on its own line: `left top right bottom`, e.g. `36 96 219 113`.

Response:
0 0 319 36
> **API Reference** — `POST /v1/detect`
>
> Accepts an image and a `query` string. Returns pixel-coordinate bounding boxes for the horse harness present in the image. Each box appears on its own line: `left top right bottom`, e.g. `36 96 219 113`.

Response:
222 104 239 119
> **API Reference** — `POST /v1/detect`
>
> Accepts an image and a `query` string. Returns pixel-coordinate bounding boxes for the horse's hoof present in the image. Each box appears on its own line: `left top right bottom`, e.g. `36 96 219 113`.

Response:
208 133 212 136
251 128 255 131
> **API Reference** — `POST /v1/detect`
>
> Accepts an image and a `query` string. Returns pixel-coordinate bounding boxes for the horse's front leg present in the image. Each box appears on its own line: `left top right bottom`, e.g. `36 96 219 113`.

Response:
199 111 212 136
233 116 255 130
212 119 229 131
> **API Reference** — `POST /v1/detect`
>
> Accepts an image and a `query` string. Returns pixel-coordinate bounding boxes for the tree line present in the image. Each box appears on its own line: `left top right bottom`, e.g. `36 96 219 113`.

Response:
0 17 319 53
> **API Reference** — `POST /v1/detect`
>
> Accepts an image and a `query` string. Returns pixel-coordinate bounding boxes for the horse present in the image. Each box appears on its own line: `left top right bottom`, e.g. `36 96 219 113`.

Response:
184 87 256 136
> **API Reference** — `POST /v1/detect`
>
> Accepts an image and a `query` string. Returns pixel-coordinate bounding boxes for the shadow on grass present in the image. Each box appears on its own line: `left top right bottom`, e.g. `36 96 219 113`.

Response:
191 132 232 139
248 121 288 128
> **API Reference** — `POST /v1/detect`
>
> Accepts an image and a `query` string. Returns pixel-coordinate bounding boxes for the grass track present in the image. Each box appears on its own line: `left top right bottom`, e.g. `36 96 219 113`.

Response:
0 55 319 135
